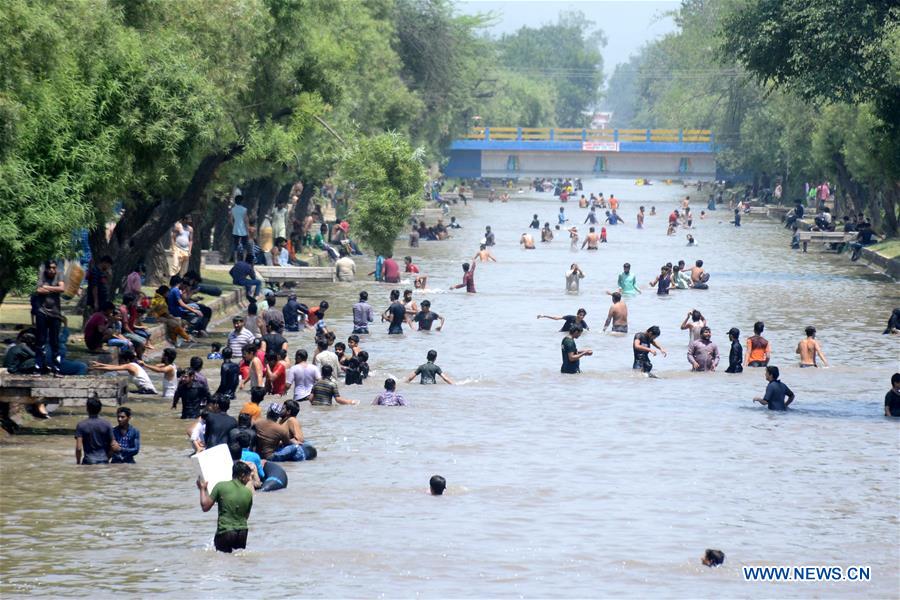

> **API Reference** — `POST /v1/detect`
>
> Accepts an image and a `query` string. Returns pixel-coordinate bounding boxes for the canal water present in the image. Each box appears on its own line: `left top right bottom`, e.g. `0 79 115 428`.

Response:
1 179 898 598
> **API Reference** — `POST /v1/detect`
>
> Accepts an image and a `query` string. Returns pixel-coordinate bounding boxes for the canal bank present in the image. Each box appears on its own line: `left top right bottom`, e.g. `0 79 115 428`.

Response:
1 179 897 598
762 207 900 280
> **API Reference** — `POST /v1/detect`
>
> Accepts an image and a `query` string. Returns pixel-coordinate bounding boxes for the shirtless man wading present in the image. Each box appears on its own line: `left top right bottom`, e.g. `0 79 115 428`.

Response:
520 233 536 249
474 244 497 263
581 227 600 250
796 326 829 368
603 292 628 333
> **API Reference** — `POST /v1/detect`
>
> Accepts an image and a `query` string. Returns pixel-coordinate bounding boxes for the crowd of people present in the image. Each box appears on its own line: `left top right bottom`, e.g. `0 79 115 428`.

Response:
519 190 897 412
5 179 898 557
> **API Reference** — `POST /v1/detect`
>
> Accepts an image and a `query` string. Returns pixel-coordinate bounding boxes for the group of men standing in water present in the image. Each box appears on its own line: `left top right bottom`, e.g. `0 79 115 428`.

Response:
519 193 897 420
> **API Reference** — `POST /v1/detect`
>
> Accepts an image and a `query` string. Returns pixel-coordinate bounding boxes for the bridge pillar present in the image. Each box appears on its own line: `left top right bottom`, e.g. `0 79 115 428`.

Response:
678 129 683 143
517 127 522 141
613 129 619 142
645 129 651 142
485 127 490 141
581 128 586 141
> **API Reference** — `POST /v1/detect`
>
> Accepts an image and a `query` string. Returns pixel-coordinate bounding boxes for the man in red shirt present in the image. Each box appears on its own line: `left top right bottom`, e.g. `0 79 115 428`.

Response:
265 352 287 395
404 256 426 289
668 209 680 227
382 254 400 283
450 262 476 294
305 301 329 331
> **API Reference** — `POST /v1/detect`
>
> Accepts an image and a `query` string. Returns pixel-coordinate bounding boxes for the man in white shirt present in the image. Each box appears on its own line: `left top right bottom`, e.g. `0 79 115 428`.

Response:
312 339 341 382
285 349 321 402
335 251 356 282
227 316 256 356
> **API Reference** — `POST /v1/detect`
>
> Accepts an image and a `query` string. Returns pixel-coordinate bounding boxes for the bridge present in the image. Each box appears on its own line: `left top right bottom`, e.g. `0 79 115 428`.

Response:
444 127 716 180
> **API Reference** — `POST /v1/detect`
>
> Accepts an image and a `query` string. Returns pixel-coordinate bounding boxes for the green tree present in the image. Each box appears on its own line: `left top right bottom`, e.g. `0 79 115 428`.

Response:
476 71 556 128
0 0 218 302
392 0 494 156
603 54 643 128
722 0 899 234
497 11 606 126
338 132 425 256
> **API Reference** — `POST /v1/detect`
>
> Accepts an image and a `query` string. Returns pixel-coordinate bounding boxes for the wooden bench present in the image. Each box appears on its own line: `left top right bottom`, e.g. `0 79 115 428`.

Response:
798 231 857 253
255 265 335 289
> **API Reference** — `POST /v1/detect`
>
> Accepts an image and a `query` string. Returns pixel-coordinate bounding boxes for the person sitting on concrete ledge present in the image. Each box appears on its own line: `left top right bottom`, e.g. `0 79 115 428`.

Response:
84 301 134 354
229 260 262 300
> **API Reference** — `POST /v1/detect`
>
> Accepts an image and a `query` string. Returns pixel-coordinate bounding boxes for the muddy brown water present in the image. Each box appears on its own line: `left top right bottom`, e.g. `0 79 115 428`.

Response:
1 179 898 598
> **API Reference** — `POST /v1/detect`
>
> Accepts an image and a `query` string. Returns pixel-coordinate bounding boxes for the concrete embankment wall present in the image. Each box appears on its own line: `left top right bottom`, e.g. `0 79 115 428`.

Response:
763 209 899 280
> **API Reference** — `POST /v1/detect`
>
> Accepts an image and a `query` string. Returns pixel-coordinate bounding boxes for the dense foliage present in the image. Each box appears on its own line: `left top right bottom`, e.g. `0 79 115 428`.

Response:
603 0 899 235
0 0 609 303
338 133 426 256
495 12 606 127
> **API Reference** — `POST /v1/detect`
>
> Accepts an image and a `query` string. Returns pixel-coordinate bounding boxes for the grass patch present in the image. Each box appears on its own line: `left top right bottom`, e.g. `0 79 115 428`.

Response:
869 239 900 259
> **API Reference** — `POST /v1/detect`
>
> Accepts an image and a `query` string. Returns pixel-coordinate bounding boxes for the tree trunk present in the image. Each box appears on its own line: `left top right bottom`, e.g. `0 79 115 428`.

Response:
89 145 243 296
240 178 267 229
145 241 171 287
187 206 207 275
0 287 8 307
211 198 232 258
868 187 884 233
880 182 899 238
255 178 281 227
294 179 318 233
832 153 867 216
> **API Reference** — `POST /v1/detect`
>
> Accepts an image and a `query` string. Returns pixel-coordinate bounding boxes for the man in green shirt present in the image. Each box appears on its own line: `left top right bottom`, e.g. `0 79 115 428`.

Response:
406 349 454 384
561 326 592 374
610 262 641 295
198 462 253 553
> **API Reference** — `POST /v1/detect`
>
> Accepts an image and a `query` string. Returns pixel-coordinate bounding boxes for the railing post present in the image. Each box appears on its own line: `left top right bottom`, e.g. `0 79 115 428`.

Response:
582 128 587 141
485 127 490 141
517 127 522 141
646 129 651 142
678 128 683 143
613 129 619 143
549 128 555 141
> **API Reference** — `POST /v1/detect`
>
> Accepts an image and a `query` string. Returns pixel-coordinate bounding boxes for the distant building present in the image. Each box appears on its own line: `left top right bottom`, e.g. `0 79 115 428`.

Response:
590 112 613 129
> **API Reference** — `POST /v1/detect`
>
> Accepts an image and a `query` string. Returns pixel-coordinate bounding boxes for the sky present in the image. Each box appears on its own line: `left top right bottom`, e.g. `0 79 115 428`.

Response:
456 0 680 72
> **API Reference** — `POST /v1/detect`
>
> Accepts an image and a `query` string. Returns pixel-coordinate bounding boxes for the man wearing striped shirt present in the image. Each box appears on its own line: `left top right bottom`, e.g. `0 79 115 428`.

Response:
227 316 256 356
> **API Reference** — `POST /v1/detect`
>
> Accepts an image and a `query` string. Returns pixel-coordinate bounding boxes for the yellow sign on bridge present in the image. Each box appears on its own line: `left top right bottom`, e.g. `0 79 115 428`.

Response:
464 127 713 143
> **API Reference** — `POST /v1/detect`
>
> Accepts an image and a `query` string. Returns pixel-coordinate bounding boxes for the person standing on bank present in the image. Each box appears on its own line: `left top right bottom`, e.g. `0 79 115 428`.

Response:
197 461 253 553
35 260 66 376
561 326 592 374
229 195 250 263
